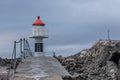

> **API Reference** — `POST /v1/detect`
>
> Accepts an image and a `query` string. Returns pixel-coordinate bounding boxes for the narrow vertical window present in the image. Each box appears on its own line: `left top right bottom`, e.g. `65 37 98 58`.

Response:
35 43 43 52
35 43 37 52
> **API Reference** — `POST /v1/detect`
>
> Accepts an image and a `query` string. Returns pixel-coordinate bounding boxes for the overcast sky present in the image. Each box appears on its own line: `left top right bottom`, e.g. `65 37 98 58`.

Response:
0 0 120 58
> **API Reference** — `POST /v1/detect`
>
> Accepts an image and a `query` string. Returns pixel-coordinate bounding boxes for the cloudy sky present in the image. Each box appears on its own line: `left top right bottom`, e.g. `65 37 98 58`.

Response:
0 0 120 58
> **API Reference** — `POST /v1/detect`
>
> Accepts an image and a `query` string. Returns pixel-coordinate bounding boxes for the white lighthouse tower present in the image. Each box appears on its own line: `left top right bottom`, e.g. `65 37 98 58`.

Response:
30 16 48 56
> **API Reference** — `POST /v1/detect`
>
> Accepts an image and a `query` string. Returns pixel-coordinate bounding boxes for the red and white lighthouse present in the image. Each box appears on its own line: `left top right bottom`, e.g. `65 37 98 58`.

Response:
30 16 48 56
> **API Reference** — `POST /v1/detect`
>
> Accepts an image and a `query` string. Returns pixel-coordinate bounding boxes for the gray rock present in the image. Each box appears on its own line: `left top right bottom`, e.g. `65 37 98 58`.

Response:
58 40 120 80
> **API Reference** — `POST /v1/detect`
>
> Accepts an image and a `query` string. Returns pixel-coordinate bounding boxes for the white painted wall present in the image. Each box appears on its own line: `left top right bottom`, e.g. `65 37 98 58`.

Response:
35 38 43 43
34 52 44 56
32 26 48 37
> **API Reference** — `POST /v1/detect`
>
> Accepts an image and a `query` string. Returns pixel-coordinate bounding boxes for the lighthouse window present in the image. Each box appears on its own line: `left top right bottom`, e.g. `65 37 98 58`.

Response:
35 43 43 52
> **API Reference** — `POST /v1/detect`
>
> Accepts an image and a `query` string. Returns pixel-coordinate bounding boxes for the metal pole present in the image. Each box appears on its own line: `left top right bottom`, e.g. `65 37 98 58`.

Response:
23 38 26 58
14 41 16 61
108 29 110 40
13 41 16 73
25 39 28 57
20 38 23 58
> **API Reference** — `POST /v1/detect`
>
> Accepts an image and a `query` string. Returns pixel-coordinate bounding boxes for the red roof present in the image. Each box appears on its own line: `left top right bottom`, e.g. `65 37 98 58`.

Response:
32 16 45 26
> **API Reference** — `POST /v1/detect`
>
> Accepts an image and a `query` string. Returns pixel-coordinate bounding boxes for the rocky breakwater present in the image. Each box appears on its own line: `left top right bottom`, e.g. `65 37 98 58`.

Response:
58 40 120 80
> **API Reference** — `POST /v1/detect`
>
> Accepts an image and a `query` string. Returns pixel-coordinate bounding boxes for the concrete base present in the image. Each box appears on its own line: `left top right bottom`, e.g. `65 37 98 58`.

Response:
12 56 70 80
34 52 44 56
13 76 63 80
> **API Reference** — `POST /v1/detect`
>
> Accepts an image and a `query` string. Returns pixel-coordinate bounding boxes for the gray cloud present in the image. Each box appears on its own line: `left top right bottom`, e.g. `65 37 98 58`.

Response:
0 0 120 57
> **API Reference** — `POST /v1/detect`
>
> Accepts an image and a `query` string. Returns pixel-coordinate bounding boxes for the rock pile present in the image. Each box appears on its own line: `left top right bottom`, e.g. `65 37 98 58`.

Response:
58 40 120 80
0 58 21 80
0 58 21 69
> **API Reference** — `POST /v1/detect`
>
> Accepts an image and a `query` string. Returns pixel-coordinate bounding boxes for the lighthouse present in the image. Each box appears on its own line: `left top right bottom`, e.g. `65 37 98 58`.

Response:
30 16 48 56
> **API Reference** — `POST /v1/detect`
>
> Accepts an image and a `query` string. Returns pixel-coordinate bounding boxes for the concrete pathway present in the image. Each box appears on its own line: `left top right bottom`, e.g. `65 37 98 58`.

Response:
13 56 70 80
